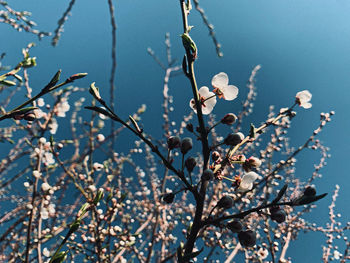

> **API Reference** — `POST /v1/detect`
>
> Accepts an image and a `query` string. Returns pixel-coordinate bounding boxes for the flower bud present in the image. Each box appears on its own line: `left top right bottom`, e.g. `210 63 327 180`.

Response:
224 132 244 146
221 113 237 125
163 193 175 204
167 136 181 150
217 195 234 209
270 210 286 223
24 112 36 121
238 230 256 247
227 220 243 233
304 186 316 196
185 157 196 173
201 169 213 181
180 137 193 155
243 156 262 172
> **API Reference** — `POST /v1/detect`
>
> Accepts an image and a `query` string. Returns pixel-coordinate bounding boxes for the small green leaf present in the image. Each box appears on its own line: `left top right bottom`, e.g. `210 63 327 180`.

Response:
13 74 23 82
89 82 102 101
93 189 104 205
0 79 16 86
85 106 112 118
42 70 61 92
50 251 68 263
129 115 142 133
249 123 256 139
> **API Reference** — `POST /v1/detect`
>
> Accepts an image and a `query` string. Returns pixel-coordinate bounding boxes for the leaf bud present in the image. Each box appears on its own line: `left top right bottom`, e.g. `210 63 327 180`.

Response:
217 195 234 209
238 230 256 247
67 73 88 82
221 113 237 125
224 132 244 146
167 136 181 150
180 137 193 155
185 157 196 173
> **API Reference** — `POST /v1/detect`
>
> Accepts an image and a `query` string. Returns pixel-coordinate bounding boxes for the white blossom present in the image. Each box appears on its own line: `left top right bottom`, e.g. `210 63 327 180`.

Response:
211 72 238 101
56 98 70 117
42 247 50 257
237 172 258 192
189 86 217 115
41 182 51 192
295 90 312 109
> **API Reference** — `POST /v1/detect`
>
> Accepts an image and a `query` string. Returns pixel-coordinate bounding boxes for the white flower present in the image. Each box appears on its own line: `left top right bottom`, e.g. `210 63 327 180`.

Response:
189 86 217 115
41 182 51 192
295 90 312 109
37 98 45 107
49 118 58 135
257 247 269 259
42 247 50 257
93 162 104 171
88 184 97 192
32 170 42 178
43 152 55 166
97 134 105 142
39 137 47 144
237 171 258 192
211 72 238 101
56 98 70 117
333 250 342 260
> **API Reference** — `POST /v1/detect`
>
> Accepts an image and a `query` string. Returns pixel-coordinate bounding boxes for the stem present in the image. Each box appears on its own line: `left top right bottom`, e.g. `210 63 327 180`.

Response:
179 0 211 256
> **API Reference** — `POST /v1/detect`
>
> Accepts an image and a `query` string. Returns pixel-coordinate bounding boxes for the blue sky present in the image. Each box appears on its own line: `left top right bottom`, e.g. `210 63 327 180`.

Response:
1 0 349 261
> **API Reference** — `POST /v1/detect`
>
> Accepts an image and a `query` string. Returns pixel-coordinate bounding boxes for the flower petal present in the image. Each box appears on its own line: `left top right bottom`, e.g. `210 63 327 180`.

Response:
296 90 312 102
202 96 217 115
189 99 197 113
241 171 258 184
198 86 211 97
301 102 312 109
212 72 229 88
222 85 239 101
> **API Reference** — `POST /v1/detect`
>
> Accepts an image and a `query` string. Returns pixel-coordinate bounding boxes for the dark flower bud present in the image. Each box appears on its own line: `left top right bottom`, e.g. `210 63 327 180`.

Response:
185 157 196 173
227 220 243 233
167 136 181 150
238 230 256 247
217 195 234 209
180 137 193 155
201 169 213 181
23 112 36 121
186 123 194 132
211 151 220 162
163 193 175 204
224 132 244 146
221 113 237 125
270 210 286 223
269 206 280 214
304 186 316 196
